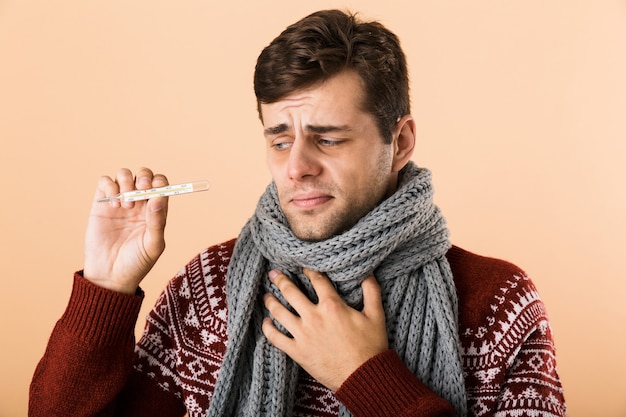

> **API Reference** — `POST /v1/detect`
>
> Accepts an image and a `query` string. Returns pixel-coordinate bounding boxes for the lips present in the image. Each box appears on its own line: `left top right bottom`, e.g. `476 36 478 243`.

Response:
290 193 333 209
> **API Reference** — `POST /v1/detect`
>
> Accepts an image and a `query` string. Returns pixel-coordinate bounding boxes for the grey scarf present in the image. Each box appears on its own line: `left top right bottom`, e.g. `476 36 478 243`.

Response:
207 161 467 417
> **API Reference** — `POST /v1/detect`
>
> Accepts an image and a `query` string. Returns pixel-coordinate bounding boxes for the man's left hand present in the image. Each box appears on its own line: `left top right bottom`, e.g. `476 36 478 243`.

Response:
262 268 388 392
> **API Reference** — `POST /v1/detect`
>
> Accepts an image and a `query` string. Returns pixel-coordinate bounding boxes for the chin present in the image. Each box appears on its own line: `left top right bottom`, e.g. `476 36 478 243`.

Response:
285 201 368 242
288 217 353 243
291 228 331 243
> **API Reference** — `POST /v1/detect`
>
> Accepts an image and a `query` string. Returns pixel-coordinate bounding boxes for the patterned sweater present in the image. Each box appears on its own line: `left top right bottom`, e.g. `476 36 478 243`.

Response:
30 239 566 417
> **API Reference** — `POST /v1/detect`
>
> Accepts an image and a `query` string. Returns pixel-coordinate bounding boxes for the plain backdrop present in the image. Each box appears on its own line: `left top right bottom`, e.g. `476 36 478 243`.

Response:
1 1 625 416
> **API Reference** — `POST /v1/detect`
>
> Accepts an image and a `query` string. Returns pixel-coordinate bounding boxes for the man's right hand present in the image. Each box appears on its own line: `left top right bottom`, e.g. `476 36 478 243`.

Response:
83 167 169 294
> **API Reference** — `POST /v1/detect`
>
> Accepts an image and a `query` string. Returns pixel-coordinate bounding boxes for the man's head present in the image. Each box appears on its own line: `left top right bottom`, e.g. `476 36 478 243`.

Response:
255 10 416 241
254 9 410 144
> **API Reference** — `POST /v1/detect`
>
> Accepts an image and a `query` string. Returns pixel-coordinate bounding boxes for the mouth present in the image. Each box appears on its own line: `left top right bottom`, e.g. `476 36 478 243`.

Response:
290 193 333 210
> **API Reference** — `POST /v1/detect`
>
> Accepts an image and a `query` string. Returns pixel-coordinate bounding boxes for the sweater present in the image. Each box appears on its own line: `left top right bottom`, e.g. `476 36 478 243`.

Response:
29 239 567 417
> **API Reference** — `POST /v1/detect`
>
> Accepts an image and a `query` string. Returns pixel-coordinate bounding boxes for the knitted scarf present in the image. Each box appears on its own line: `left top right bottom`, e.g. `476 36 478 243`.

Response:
207 161 467 417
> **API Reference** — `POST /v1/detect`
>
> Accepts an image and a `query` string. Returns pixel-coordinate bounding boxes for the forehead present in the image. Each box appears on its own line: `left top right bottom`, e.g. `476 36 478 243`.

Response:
260 71 367 126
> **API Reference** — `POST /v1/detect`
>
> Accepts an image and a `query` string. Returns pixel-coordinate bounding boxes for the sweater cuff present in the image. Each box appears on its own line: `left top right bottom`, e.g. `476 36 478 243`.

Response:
335 349 454 417
59 272 145 346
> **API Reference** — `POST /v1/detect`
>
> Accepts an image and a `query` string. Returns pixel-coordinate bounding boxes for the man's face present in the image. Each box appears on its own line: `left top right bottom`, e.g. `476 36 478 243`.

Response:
261 70 399 241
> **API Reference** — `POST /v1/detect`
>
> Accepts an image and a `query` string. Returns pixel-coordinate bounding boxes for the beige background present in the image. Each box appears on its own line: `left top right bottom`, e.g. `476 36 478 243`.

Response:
1 1 625 416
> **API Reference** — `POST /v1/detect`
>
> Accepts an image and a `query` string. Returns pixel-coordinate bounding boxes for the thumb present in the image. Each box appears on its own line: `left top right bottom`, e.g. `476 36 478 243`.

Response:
143 196 168 257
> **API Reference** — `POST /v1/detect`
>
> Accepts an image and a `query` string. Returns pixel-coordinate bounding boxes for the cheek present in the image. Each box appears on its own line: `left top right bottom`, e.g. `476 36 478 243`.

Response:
266 153 285 180
356 153 395 197
333 166 376 202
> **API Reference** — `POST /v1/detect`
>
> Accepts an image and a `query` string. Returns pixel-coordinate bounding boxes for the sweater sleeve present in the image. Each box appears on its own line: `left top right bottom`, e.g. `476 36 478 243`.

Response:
335 349 455 417
493 318 567 417
28 273 185 417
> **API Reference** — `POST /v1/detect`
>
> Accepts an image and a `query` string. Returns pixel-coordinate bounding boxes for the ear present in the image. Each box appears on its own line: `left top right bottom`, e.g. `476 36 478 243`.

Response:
391 115 416 172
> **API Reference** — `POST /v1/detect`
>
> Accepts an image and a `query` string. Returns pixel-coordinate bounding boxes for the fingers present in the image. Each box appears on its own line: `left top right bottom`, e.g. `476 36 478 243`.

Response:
268 269 311 307
268 269 382 315
262 316 293 355
262 270 388 392
145 172 169 215
135 167 169 191
302 268 343 301
96 172 123 208
303 269 383 315
361 275 385 321
92 167 169 237
95 168 169 209
264 270 310 340
263 273 301 353
135 169 169 251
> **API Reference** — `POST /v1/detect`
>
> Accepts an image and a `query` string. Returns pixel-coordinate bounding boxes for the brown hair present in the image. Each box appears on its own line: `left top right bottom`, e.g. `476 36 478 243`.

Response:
254 9 410 144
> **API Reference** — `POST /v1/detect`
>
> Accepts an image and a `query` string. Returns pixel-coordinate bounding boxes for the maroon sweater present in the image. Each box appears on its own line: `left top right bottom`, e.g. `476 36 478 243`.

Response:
30 239 566 416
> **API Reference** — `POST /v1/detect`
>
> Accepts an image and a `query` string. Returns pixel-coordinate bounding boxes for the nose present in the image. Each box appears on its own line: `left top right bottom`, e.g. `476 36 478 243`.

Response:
287 138 322 181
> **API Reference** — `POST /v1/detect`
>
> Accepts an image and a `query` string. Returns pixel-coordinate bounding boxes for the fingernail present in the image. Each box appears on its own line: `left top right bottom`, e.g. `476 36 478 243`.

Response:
137 176 151 188
268 270 279 282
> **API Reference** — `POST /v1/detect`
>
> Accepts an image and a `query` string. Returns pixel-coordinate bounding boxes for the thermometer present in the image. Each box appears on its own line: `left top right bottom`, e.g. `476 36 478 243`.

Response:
97 180 210 203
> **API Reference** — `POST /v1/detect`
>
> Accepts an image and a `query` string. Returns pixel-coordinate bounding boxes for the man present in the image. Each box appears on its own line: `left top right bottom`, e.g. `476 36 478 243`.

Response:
30 9 567 417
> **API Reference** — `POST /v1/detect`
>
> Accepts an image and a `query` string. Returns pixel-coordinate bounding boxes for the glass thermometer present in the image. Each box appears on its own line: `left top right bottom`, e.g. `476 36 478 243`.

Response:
97 180 210 203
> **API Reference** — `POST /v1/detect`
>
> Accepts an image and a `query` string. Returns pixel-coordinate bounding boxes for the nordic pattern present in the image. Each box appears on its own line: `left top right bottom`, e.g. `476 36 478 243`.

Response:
133 239 566 417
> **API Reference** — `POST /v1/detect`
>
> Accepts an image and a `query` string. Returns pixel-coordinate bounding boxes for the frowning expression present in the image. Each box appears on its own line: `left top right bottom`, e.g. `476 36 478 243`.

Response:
261 70 399 241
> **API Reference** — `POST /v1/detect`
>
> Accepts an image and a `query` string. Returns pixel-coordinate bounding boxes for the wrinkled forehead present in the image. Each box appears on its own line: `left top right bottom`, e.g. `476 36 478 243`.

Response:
259 71 367 127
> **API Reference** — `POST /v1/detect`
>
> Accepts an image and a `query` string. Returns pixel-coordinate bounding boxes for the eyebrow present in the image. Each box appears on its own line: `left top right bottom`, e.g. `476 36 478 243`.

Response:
263 123 352 137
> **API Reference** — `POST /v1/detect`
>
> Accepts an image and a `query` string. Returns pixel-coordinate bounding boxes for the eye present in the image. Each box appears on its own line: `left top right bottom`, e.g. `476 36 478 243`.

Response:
273 142 291 151
318 138 342 146
270 137 293 151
